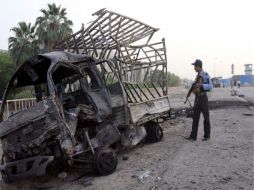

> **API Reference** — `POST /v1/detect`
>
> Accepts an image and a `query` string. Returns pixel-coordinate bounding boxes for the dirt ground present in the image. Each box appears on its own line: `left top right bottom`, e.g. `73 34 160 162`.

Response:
0 87 253 190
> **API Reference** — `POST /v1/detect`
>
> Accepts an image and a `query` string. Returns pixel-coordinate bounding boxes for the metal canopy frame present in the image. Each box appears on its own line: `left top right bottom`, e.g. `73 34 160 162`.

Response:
55 9 168 102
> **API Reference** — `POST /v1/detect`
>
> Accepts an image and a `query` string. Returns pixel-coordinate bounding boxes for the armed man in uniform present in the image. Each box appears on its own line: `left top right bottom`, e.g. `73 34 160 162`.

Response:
185 59 213 141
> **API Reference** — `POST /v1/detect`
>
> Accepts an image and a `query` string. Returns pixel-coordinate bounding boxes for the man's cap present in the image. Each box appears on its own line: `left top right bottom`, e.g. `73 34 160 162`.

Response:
191 59 202 66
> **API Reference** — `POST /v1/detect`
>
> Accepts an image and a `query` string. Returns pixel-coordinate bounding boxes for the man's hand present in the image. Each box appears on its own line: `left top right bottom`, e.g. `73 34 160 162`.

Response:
184 96 189 104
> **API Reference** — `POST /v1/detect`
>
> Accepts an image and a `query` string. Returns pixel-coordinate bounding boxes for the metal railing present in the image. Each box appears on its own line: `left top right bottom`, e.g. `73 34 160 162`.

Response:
0 98 36 119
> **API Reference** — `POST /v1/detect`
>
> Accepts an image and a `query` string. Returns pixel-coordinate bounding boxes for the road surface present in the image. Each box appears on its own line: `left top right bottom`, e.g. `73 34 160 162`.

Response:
0 87 253 190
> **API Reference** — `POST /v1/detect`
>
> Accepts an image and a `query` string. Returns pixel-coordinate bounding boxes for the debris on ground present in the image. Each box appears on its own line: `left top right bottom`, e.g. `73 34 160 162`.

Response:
57 172 67 180
137 170 151 182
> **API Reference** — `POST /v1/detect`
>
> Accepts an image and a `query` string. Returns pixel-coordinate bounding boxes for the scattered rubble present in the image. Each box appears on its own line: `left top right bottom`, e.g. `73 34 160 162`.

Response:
57 172 68 180
137 170 151 182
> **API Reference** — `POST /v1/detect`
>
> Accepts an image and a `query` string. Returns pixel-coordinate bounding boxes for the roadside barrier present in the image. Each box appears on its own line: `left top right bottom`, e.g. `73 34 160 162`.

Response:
0 98 36 119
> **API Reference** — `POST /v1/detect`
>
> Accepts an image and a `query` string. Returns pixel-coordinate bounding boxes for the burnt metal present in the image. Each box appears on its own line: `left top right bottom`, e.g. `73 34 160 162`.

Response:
0 156 53 183
0 9 170 183
0 52 118 182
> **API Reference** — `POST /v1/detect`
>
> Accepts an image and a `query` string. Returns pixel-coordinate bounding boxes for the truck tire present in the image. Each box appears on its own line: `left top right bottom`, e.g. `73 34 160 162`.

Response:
145 121 163 143
94 147 117 176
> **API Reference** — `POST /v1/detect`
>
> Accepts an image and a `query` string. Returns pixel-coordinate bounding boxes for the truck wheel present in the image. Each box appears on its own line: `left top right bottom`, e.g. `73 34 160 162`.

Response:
145 121 163 143
94 147 117 176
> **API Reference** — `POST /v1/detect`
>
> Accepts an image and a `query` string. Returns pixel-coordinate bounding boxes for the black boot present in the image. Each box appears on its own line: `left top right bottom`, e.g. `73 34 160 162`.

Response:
185 136 197 141
202 137 210 141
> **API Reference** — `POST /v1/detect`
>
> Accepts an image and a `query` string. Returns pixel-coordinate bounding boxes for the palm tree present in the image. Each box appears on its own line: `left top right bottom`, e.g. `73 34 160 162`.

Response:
35 3 73 52
9 22 39 67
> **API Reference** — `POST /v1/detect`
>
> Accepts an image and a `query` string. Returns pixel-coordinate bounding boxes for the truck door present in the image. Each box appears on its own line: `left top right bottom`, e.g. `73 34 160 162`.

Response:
82 67 112 121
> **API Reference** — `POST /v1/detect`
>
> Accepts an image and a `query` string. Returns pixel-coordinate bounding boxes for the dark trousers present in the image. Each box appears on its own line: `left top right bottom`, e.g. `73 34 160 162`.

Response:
190 94 211 139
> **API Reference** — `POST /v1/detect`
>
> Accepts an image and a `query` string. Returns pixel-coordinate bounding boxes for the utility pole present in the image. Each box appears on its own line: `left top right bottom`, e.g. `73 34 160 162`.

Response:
231 63 234 89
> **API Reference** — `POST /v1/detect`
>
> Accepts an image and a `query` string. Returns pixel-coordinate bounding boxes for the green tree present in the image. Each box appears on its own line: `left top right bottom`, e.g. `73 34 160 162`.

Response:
151 70 181 87
35 3 73 52
167 72 181 86
0 51 16 99
8 22 39 67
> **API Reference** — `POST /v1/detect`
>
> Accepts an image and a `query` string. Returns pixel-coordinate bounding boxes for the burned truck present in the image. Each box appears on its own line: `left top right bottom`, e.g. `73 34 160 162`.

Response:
0 9 170 182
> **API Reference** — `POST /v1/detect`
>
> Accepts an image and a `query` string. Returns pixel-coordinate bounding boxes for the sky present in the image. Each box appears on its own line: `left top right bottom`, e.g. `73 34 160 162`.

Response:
0 0 253 79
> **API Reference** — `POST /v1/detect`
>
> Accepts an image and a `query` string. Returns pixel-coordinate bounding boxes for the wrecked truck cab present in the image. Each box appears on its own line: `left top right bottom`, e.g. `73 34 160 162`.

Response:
0 52 118 183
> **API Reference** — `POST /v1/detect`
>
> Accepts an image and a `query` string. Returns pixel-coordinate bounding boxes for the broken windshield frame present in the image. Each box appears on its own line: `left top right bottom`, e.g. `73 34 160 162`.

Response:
0 60 83 122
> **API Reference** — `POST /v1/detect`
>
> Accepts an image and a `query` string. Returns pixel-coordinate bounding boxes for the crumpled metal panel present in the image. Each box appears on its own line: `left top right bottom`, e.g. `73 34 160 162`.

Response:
121 126 146 146
0 99 53 138
129 96 171 123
